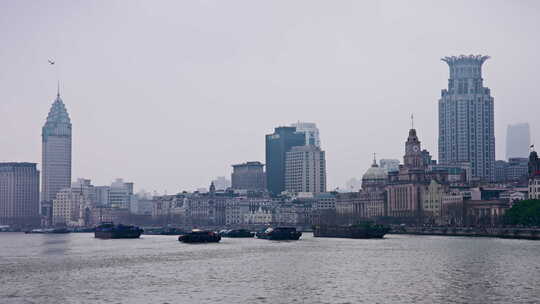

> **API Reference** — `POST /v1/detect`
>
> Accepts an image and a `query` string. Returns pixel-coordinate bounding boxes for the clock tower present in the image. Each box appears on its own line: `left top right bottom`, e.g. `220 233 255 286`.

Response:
404 128 424 169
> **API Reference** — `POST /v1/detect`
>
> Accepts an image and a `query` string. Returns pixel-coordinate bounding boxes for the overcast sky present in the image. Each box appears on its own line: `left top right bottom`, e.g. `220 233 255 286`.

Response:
1 0 539 193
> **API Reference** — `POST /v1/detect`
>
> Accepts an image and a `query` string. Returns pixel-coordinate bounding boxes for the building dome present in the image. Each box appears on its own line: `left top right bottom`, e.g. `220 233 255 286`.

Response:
362 164 387 181
361 156 388 191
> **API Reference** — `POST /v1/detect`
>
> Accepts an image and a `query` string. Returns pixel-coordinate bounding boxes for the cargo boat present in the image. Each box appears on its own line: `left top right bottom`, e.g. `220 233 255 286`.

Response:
256 227 302 240
219 229 255 238
314 223 390 239
178 230 221 243
94 222 143 239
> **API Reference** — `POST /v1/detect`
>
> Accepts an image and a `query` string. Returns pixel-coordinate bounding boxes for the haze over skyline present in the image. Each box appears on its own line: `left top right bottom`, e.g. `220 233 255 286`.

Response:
1 1 539 193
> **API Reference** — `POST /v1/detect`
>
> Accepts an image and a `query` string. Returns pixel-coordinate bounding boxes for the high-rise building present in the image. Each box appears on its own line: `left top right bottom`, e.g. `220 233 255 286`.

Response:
284 145 326 194
290 122 321 147
265 127 305 195
439 55 495 181
42 90 72 203
506 123 530 159
231 161 265 191
0 163 40 226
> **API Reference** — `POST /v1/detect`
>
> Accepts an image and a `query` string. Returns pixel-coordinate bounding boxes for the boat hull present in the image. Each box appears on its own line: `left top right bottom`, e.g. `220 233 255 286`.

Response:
313 226 389 239
94 231 142 239
178 231 221 243
256 228 302 241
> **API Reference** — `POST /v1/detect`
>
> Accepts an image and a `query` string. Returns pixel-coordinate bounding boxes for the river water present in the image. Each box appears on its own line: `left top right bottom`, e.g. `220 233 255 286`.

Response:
0 233 539 304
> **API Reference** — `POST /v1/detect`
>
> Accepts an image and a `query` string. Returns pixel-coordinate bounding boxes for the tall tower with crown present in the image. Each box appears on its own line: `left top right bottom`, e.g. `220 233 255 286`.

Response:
41 86 72 204
439 55 495 181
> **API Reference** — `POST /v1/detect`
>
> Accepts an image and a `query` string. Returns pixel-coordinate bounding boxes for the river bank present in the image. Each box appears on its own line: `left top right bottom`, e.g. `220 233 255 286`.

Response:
391 226 540 240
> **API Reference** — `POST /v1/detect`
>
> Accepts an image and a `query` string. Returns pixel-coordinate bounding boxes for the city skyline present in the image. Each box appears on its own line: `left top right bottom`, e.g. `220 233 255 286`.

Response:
1 1 540 192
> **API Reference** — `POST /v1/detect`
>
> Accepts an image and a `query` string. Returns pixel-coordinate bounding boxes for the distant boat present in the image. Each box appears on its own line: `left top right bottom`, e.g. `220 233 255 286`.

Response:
313 223 390 239
25 228 70 234
94 222 143 239
219 229 254 238
178 229 221 243
256 227 302 240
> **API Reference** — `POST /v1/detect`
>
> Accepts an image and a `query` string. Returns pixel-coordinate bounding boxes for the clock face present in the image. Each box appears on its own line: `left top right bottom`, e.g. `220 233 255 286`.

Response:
412 145 420 152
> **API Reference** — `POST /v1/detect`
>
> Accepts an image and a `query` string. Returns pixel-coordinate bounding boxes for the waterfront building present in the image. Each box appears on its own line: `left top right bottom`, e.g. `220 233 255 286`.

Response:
506 123 530 159
494 158 528 183
243 206 273 225
379 159 400 173
387 128 448 222
421 180 447 223
231 161 265 191
95 186 110 206
284 145 326 194
42 90 72 204
441 191 464 226
387 128 428 219
52 188 90 226
360 158 387 218
528 150 540 199
438 55 495 181
71 178 97 207
0 163 40 226
109 179 134 209
312 192 336 210
429 163 471 183
507 158 529 181
290 121 321 148
464 200 508 226
265 126 305 195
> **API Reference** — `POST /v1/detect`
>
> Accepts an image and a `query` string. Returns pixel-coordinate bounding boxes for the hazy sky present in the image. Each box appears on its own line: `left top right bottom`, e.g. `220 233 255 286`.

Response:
1 0 539 193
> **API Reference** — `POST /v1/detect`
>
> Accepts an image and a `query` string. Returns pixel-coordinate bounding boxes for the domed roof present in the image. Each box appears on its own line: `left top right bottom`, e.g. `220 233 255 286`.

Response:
362 159 387 181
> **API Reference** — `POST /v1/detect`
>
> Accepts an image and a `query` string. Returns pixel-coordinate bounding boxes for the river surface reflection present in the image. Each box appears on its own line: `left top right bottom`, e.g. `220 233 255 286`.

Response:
0 233 539 304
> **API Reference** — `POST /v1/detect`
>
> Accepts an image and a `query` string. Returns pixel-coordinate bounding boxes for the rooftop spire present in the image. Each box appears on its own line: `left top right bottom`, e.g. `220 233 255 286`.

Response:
372 152 378 167
57 80 60 97
411 113 414 129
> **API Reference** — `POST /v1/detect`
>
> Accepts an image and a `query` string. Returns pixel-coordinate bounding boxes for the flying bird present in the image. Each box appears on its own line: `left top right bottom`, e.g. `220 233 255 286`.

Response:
48 59 55 65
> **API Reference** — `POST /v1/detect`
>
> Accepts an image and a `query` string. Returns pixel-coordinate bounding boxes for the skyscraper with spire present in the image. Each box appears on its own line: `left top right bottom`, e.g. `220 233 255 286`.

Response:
41 87 72 204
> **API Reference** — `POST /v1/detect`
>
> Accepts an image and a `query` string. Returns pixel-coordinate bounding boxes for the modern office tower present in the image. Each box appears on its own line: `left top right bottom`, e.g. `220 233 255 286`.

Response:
265 127 305 195
109 178 134 209
42 90 72 203
290 121 321 147
284 145 326 194
439 55 495 181
231 161 265 191
506 123 531 159
0 163 40 226
95 186 110 206
379 159 400 173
